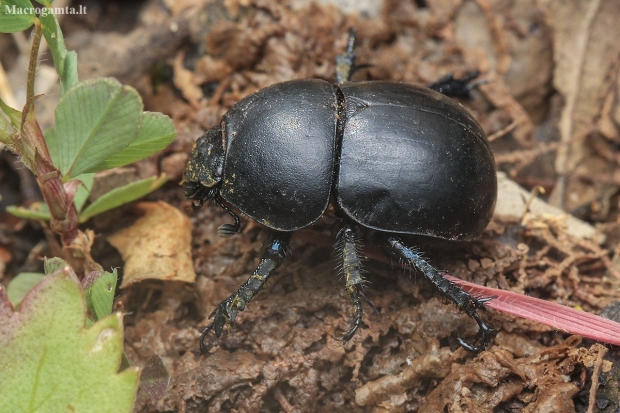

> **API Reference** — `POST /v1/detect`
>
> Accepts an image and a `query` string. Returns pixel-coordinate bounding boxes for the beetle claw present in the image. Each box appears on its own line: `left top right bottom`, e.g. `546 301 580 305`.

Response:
199 323 216 354
455 311 495 353
335 285 379 342
199 296 240 353
335 325 358 342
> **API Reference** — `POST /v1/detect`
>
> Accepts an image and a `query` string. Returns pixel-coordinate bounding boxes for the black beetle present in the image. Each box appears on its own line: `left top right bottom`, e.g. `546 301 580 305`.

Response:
184 30 498 353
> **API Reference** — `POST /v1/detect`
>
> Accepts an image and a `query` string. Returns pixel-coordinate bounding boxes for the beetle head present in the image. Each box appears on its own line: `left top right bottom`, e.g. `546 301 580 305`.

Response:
183 126 225 205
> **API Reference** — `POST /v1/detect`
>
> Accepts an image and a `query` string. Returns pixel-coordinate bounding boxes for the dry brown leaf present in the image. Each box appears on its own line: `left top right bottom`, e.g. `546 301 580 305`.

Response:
108 202 195 287
494 172 604 243
172 50 205 110
542 0 620 210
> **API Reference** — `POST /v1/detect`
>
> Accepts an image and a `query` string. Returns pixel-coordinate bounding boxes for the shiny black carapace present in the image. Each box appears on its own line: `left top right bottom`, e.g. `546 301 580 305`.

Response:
184 30 498 353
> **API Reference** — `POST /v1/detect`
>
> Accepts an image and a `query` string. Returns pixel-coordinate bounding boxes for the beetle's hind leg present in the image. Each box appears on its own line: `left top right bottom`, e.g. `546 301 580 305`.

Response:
199 232 291 353
336 225 379 341
386 237 495 352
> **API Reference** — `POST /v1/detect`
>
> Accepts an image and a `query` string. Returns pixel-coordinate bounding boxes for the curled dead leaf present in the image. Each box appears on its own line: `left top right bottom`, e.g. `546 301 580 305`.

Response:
108 201 196 287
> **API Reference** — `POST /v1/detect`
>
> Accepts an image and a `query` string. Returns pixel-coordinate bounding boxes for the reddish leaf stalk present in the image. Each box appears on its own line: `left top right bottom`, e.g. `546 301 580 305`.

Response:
18 21 79 248
18 23 79 247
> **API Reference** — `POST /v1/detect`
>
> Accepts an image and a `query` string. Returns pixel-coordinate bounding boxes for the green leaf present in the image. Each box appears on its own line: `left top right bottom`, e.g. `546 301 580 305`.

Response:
44 256 68 275
84 270 118 321
6 172 92 221
0 97 21 129
54 78 143 179
34 0 53 7
6 272 45 307
0 261 139 413
79 174 167 222
73 173 95 212
0 0 37 33
0 101 19 150
40 12 78 93
6 203 51 221
44 126 58 165
93 112 177 170
0 128 15 148
40 12 65 73
0 97 22 151
61 50 79 93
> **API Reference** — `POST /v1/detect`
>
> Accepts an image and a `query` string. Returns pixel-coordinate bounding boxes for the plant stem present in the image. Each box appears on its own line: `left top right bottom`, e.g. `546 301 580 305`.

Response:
26 21 42 104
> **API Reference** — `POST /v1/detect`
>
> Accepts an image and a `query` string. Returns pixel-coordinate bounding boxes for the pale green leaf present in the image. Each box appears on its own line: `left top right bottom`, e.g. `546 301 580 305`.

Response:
93 112 177 170
44 127 58 165
0 97 22 129
6 272 45 307
80 174 167 222
0 0 36 33
40 12 65 75
73 173 95 212
61 50 79 93
6 203 51 221
54 78 142 179
6 172 92 221
84 270 118 321
40 12 78 94
44 256 68 275
0 260 139 413
34 0 53 7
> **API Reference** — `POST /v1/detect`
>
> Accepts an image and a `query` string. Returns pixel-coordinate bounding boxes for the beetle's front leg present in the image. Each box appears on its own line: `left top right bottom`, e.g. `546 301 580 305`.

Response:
428 71 488 98
386 237 495 352
199 232 291 353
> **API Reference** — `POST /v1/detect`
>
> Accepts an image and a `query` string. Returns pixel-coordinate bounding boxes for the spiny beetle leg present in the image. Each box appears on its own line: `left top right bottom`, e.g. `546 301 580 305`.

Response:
199 232 291 354
428 71 489 98
335 225 378 341
336 28 357 84
386 237 495 353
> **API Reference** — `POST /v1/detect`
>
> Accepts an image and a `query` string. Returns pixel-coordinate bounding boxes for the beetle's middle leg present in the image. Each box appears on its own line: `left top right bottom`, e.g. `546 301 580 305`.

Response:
386 237 494 352
336 225 378 341
199 231 291 353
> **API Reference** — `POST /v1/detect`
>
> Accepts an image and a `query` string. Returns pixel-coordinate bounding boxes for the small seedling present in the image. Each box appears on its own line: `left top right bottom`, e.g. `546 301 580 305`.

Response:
0 1 176 276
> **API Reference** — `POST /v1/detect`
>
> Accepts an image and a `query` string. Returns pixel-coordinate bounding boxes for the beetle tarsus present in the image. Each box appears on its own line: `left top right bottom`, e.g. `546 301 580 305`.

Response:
215 197 241 237
199 233 291 354
387 237 494 352
218 223 240 237
456 310 494 353
428 71 489 98
335 225 378 341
